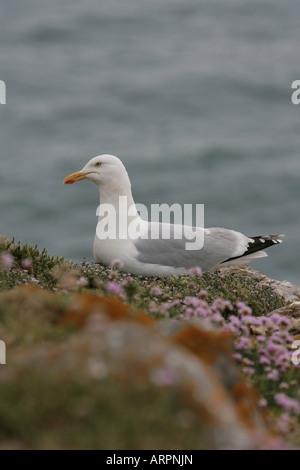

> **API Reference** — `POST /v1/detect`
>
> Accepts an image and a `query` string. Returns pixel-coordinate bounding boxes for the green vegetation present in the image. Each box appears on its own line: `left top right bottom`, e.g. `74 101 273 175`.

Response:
0 236 298 450
0 236 286 316
0 376 209 450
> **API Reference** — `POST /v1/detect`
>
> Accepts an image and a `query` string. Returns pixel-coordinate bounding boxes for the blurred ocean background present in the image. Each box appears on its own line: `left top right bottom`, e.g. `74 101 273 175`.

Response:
1 0 300 283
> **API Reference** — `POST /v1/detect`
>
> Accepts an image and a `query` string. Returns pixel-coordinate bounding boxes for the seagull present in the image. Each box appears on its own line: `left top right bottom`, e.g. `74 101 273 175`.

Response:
63 154 284 277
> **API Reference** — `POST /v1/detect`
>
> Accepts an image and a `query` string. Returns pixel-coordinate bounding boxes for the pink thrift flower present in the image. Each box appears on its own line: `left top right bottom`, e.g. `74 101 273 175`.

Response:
160 300 180 314
232 353 242 361
150 287 163 296
257 335 266 343
267 369 279 381
210 312 224 324
236 301 252 316
236 336 252 351
242 366 255 376
184 296 202 307
241 315 258 326
188 266 202 276
111 259 124 268
222 323 240 335
228 315 242 328
236 302 252 315
275 393 300 414
259 355 271 365
212 298 233 312
105 281 122 296
269 313 291 328
1 253 14 269
21 258 32 269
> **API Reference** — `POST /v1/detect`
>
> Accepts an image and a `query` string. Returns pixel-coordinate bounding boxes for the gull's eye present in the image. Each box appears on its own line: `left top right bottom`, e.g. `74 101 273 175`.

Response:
95 162 102 167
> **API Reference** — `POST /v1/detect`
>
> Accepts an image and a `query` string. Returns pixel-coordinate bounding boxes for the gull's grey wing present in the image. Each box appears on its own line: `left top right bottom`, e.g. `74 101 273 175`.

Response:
134 224 251 271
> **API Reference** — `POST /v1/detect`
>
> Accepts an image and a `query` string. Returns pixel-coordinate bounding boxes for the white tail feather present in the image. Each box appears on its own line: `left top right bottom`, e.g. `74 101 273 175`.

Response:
217 251 268 268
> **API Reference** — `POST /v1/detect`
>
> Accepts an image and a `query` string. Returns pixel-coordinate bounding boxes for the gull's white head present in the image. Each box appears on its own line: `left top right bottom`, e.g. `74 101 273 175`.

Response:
63 154 128 187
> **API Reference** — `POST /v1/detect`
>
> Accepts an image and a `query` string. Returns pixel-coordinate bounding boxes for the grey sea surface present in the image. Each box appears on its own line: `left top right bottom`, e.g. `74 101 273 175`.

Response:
1 0 300 282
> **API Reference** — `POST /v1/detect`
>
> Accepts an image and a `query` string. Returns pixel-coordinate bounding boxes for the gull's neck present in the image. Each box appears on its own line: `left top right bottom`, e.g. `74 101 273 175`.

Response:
98 174 137 212
97 171 141 238
99 182 135 209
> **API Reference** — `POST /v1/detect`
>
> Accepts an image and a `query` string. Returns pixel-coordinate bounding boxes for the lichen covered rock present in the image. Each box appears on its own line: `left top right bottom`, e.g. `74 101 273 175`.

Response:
0 286 293 449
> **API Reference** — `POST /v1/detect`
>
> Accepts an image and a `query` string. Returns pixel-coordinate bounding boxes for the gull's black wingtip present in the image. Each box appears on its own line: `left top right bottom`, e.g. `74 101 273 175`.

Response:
221 233 284 264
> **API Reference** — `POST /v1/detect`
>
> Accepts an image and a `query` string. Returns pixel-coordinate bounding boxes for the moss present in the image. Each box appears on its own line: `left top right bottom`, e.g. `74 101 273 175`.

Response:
0 237 295 448
0 236 286 317
0 288 73 347
0 375 210 450
0 237 67 291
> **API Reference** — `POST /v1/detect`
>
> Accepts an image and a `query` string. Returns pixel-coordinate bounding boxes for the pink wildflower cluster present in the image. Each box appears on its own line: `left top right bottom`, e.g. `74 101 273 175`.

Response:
1 253 14 269
0 253 42 288
184 296 233 325
183 297 296 374
105 281 123 296
111 259 124 269
150 287 163 297
188 266 203 277
21 258 32 270
275 393 300 414
182 293 300 426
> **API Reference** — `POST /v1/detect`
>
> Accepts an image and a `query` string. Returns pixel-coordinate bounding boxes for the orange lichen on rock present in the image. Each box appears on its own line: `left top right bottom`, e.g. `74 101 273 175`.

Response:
0 285 289 449
58 293 154 328
0 286 154 329
173 325 233 364
172 324 268 432
232 381 261 429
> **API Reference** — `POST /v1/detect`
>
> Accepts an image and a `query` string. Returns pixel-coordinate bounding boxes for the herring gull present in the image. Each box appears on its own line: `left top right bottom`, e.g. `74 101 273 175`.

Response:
63 154 283 277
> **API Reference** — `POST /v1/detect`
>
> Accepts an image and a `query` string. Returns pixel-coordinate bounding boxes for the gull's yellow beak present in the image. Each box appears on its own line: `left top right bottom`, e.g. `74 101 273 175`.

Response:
63 171 90 185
